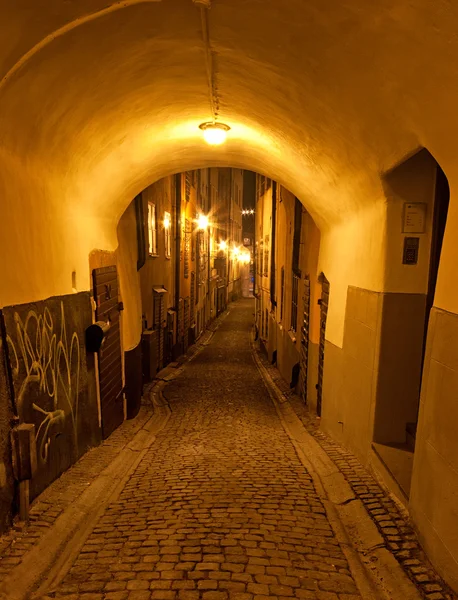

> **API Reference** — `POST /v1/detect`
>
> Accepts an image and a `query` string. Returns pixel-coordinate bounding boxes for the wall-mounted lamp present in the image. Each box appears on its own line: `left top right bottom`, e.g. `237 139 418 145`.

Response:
219 240 227 251
199 122 230 146
164 213 171 229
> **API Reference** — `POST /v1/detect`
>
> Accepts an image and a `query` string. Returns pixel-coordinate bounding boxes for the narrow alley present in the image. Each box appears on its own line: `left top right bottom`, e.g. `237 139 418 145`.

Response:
1 299 451 600
40 300 362 600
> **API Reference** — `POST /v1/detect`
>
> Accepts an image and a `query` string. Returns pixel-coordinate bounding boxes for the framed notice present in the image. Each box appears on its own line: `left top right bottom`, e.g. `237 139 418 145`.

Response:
403 203 426 233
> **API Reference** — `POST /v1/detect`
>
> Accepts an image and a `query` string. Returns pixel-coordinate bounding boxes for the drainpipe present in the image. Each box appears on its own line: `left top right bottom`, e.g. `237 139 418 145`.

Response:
174 174 181 315
270 181 277 308
135 194 146 271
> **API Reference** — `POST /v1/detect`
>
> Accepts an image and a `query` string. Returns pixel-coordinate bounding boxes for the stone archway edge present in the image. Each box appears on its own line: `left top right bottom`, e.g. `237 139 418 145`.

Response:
0 0 163 90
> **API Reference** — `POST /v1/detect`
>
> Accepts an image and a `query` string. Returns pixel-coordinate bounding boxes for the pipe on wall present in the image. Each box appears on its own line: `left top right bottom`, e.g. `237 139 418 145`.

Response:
174 174 182 314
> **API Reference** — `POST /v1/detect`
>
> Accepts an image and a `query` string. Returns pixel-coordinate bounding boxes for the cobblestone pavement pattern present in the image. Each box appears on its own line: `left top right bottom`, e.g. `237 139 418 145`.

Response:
44 301 362 600
0 407 153 585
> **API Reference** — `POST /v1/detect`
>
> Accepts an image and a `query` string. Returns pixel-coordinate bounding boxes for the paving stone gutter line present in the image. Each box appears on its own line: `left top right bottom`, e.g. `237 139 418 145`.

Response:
251 332 457 600
0 390 171 600
0 310 230 600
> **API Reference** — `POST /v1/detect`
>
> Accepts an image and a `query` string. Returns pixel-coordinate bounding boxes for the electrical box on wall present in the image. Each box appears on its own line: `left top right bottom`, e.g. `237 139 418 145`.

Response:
403 237 420 265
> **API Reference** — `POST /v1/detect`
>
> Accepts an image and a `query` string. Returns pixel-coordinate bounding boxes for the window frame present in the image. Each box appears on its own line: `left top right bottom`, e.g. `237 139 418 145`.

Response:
164 210 171 259
148 201 158 256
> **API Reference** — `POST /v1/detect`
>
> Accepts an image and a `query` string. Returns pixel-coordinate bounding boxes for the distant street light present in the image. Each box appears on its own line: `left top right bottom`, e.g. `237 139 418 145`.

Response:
197 214 209 230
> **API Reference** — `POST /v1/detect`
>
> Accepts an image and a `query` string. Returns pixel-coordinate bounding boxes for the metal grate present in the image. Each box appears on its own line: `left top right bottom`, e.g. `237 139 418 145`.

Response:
300 276 310 404
184 219 191 278
153 290 165 369
317 274 330 416
185 171 192 202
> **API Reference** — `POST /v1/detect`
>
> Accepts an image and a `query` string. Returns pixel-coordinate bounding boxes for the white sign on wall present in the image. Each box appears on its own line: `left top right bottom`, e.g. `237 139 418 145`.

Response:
403 203 427 233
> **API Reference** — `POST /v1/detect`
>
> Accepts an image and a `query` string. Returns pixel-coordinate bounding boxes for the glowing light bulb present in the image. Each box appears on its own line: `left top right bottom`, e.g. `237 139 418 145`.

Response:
199 122 230 146
164 215 170 229
197 214 209 230
219 240 227 250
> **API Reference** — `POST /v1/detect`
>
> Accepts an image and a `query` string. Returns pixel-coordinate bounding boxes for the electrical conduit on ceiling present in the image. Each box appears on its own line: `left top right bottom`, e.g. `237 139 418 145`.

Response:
192 0 219 123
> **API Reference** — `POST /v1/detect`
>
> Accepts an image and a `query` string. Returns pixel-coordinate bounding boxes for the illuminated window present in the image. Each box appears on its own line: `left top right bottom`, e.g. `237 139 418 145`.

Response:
164 211 171 258
148 202 158 256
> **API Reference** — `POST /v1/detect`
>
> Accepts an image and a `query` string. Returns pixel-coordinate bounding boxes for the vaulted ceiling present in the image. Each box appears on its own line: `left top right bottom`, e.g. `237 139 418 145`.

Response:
2 0 457 230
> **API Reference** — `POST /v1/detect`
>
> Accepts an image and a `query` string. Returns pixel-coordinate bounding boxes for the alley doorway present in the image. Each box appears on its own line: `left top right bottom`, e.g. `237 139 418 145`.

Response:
93 265 124 439
316 273 329 417
372 150 450 500
299 275 311 404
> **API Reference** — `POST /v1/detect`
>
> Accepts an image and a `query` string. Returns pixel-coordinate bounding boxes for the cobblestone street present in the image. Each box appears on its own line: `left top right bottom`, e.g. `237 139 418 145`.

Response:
40 301 363 600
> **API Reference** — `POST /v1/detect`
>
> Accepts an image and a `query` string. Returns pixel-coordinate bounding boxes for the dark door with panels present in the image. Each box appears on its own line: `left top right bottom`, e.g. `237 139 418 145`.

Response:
317 273 330 417
153 289 166 371
183 297 190 352
299 276 310 404
93 266 124 439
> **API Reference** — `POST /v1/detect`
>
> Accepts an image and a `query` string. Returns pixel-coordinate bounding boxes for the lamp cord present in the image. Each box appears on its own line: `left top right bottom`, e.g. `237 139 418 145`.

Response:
198 4 218 123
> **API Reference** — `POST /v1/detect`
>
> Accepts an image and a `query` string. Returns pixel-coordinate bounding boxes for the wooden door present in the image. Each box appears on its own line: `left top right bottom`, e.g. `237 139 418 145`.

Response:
317 274 329 417
300 276 310 404
190 272 196 324
183 297 190 352
153 290 165 370
93 266 124 439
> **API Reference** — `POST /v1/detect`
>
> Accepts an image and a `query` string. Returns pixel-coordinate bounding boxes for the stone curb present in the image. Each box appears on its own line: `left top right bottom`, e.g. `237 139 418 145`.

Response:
253 338 457 600
250 332 423 600
0 390 171 600
0 304 233 600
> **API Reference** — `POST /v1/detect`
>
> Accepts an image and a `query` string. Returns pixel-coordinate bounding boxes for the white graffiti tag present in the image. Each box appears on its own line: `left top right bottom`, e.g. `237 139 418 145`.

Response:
7 302 80 463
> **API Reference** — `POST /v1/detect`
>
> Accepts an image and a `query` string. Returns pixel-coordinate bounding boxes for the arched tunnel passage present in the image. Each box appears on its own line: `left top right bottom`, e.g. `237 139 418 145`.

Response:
0 0 458 593
114 168 324 429
2 161 456 599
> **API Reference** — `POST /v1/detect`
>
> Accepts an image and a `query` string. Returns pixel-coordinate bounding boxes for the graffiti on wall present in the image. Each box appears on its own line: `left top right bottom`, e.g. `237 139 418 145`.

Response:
6 302 80 465
2 292 100 501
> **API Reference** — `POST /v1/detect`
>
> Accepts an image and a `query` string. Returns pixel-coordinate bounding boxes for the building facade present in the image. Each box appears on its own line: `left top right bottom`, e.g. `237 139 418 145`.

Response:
0 168 244 533
117 167 245 414
254 176 321 411
254 154 458 592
